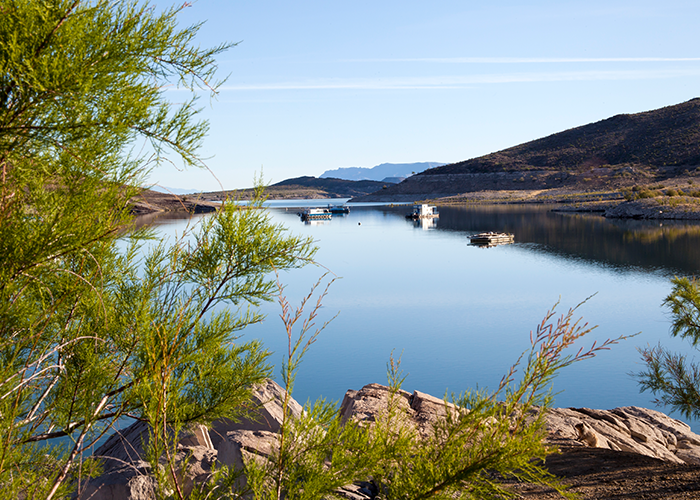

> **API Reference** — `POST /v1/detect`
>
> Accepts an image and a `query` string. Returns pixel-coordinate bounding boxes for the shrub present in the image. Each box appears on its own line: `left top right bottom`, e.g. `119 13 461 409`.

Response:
0 2 315 497
638 277 700 421
197 299 626 500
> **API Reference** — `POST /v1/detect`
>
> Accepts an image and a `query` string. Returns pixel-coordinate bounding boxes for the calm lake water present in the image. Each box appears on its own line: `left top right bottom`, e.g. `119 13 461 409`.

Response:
150 201 700 431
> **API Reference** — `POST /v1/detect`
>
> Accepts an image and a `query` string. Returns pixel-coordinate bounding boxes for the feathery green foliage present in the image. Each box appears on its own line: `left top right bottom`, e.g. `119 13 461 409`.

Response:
0 1 316 497
637 277 700 420
361 303 618 500
195 296 624 500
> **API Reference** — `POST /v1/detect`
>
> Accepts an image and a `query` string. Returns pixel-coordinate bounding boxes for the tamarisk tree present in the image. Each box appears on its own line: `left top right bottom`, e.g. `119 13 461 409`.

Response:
638 277 700 420
0 1 314 497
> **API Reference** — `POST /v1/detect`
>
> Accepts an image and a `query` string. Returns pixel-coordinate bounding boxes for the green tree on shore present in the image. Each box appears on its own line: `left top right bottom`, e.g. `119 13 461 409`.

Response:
0 1 314 497
638 277 700 419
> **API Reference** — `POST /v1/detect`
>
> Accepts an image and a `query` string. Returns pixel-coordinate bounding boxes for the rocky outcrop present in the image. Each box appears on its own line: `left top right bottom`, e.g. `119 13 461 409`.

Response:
130 189 219 215
338 383 459 438
80 381 700 499
605 198 700 219
545 406 700 465
77 379 302 500
340 384 700 466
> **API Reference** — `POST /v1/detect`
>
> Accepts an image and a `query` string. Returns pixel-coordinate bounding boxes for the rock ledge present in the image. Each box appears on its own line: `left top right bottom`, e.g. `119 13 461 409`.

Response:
78 382 700 499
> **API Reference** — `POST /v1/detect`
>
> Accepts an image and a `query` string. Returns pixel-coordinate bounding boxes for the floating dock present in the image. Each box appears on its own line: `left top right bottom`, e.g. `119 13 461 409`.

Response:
299 208 332 221
469 232 515 247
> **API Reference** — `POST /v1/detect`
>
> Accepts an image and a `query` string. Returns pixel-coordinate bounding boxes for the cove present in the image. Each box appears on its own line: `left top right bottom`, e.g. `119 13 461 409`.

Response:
149 202 700 431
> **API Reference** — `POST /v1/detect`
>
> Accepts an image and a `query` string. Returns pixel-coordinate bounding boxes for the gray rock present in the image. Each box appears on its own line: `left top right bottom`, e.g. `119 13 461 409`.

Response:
76 445 216 500
605 199 700 220
90 421 213 474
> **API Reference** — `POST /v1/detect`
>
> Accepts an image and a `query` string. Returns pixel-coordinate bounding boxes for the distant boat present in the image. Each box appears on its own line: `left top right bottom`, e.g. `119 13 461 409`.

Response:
327 204 350 214
469 232 514 247
299 208 332 221
406 204 439 220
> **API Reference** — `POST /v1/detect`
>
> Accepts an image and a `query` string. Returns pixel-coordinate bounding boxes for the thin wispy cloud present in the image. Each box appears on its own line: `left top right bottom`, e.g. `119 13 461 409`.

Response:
217 67 700 91
345 57 700 64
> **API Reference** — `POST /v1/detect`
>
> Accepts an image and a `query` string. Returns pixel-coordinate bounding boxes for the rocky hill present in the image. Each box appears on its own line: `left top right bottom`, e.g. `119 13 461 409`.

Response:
202 176 388 201
353 98 700 202
128 177 389 216
433 98 700 175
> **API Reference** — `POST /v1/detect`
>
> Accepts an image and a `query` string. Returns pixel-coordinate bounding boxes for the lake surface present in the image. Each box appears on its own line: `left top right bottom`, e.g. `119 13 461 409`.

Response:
150 202 700 431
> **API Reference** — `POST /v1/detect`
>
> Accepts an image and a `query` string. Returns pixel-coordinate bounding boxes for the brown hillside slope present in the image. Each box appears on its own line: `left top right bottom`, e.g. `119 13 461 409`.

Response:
202 176 388 201
353 98 700 202
434 97 700 175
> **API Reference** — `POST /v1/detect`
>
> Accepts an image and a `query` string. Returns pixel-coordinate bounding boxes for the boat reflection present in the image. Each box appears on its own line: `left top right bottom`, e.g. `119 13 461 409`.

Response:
411 217 438 230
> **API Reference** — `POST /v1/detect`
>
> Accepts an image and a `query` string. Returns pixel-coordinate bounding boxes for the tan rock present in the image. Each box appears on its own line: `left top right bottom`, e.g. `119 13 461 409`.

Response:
575 422 601 447
543 405 700 465
217 429 279 469
83 381 700 498
338 383 414 426
210 378 302 448
675 447 700 465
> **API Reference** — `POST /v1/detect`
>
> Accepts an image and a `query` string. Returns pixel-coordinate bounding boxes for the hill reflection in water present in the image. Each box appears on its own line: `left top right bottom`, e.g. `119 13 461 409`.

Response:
424 205 700 276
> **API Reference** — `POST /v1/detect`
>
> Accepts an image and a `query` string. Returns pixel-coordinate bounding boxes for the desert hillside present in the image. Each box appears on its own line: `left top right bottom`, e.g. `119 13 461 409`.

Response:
201 176 388 201
353 98 700 202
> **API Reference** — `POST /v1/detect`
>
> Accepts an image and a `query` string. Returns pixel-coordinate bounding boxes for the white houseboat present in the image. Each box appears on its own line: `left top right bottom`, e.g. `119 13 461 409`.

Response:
406 204 439 220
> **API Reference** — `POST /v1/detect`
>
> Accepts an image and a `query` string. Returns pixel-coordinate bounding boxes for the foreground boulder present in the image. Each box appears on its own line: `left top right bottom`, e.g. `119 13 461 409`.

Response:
76 379 301 500
340 384 700 465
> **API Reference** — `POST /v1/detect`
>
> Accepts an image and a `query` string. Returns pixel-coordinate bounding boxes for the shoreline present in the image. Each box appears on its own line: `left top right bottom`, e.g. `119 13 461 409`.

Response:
350 187 700 221
128 186 700 223
82 381 700 499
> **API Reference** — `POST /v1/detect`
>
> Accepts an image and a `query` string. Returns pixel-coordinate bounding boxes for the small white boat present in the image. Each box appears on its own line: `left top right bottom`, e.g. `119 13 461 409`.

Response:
327 204 350 214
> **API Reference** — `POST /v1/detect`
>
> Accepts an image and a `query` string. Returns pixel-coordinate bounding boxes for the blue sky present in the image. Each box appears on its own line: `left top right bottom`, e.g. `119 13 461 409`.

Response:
147 0 700 192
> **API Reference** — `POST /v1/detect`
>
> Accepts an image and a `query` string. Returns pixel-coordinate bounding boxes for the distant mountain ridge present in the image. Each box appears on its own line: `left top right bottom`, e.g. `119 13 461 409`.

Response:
320 162 445 181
